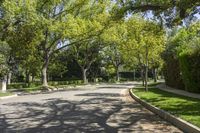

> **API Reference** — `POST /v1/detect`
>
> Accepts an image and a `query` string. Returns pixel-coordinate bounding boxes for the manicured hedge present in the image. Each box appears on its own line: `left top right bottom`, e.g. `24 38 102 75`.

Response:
162 22 200 93
161 42 185 90
162 55 185 90
179 54 200 93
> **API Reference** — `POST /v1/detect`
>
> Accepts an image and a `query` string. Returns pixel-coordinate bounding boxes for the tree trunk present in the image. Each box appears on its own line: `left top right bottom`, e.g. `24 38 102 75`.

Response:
82 68 88 84
153 68 157 83
161 71 164 79
32 74 35 82
42 65 48 86
144 65 148 91
133 69 136 81
145 47 149 91
1 75 7 92
141 69 144 86
25 71 30 84
7 72 12 85
116 67 120 82
42 54 49 86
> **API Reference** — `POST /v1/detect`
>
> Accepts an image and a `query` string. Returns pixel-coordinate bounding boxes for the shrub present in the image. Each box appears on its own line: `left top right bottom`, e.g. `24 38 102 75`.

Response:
49 80 83 86
7 83 27 89
162 55 185 90
178 51 200 93
162 22 200 93
162 38 185 90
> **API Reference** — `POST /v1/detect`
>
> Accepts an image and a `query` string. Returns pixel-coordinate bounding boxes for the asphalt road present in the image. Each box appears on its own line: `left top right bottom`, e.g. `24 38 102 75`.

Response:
0 83 182 133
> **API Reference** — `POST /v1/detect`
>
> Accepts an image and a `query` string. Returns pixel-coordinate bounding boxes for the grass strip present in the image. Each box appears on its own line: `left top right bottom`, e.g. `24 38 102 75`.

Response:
131 87 200 128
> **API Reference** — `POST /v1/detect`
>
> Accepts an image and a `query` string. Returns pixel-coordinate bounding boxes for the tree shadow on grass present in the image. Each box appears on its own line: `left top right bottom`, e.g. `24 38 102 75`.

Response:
134 87 200 127
0 92 181 133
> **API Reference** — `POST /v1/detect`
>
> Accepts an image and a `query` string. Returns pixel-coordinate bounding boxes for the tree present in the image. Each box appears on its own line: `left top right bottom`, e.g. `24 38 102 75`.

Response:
102 44 123 82
63 1 113 84
3 0 113 86
0 42 9 92
69 38 103 84
116 0 200 26
7 22 42 84
48 52 68 81
120 17 165 91
102 23 127 81
163 22 200 93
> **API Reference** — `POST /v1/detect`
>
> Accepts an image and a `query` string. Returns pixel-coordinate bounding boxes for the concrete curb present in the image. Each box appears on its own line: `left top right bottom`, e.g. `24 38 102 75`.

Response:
17 85 98 96
0 94 18 100
129 89 200 133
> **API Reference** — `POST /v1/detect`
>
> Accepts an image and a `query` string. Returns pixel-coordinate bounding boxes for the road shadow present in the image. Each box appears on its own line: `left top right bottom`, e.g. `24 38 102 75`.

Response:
97 86 128 89
0 92 181 133
75 93 120 97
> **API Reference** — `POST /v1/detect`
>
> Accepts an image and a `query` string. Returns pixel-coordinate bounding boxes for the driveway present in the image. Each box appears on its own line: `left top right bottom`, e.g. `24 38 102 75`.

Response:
0 83 182 133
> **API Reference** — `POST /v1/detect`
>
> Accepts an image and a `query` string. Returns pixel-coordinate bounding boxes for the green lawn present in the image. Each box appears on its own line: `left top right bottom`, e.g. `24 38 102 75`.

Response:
131 87 200 128
0 92 13 97
22 86 45 92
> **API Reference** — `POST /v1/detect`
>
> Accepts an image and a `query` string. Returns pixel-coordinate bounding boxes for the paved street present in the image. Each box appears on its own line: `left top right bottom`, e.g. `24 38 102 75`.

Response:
0 83 182 133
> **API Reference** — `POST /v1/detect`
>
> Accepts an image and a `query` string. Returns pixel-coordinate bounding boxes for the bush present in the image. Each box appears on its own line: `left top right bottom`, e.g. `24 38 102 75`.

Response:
179 53 200 93
162 42 185 90
162 55 185 90
162 22 200 93
48 80 83 86
7 83 27 89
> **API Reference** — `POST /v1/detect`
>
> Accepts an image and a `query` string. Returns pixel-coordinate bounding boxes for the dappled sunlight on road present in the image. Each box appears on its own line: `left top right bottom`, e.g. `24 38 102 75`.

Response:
0 83 182 133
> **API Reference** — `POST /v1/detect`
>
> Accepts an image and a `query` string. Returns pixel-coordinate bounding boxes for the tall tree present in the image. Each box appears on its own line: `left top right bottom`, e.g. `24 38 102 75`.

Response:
116 0 200 26
0 42 9 92
102 23 127 81
3 0 113 86
121 17 165 91
70 38 103 84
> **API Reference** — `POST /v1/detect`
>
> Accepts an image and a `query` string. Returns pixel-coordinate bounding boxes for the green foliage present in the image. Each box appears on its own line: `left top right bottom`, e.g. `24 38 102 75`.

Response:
162 55 185 90
177 23 200 92
119 16 165 72
0 0 115 85
163 22 200 93
49 80 83 86
179 54 200 93
162 31 185 89
48 52 68 79
0 92 12 97
0 42 9 79
1 0 199 90
119 0 200 26
7 83 28 89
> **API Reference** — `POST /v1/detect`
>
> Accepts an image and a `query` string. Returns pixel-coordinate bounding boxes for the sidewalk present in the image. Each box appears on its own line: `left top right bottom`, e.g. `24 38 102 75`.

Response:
157 84 200 99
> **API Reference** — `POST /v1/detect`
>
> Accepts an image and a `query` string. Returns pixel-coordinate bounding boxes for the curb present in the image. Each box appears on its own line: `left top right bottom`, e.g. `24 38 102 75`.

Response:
129 89 200 133
17 85 97 96
17 88 78 96
0 94 18 100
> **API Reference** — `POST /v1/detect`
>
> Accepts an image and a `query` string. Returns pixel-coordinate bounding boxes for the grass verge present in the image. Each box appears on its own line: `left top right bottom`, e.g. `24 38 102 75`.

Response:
10 84 83 93
131 87 200 128
0 92 13 97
